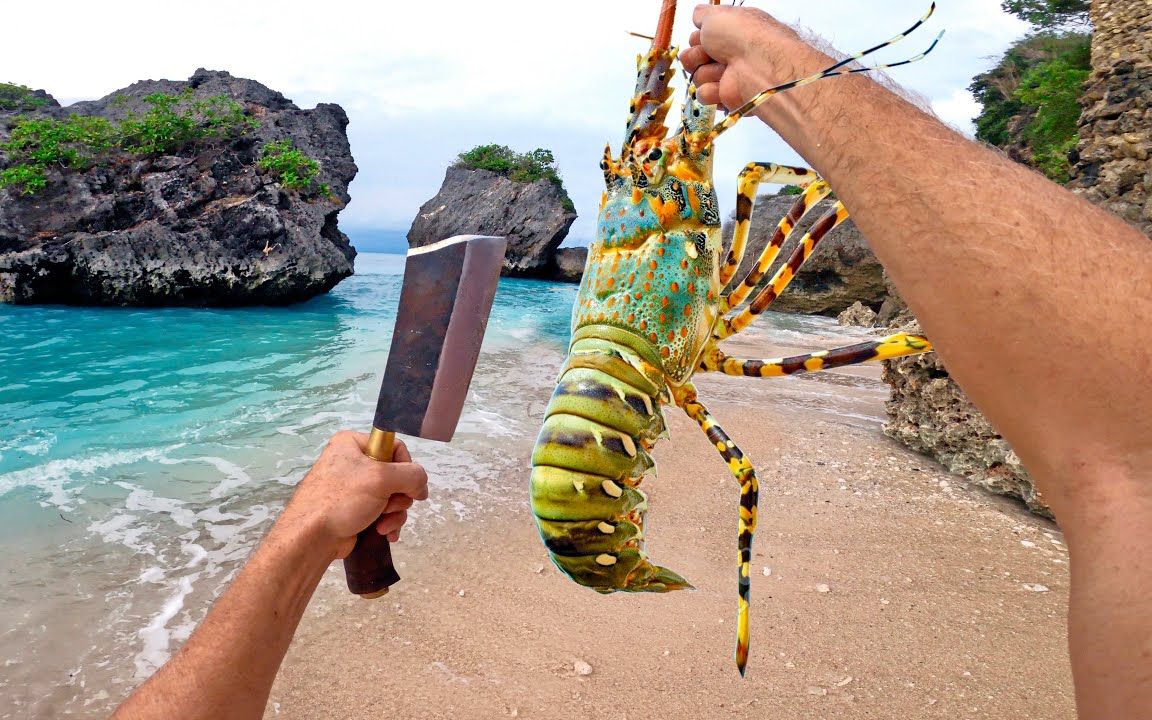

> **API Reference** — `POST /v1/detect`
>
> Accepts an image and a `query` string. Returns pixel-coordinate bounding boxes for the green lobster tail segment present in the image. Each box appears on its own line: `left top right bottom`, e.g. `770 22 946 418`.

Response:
531 332 694 596
536 0 942 675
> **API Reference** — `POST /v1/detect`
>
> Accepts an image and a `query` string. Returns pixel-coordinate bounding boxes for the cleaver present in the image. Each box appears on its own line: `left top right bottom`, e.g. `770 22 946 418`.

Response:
343 234 507 599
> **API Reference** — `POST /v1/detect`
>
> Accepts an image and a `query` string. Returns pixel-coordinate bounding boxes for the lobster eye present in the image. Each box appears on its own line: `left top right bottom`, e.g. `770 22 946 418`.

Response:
647 148 663 162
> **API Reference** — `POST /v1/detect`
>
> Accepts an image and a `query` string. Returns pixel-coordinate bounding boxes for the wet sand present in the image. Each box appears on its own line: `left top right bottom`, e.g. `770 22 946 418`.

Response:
267 340 1076 720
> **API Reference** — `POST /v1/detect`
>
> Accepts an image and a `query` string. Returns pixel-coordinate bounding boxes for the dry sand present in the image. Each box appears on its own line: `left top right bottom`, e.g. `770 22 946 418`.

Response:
267 340 1075 720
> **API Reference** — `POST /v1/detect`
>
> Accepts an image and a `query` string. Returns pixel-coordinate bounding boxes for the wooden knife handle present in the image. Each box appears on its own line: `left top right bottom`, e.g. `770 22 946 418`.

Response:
342 428 401 598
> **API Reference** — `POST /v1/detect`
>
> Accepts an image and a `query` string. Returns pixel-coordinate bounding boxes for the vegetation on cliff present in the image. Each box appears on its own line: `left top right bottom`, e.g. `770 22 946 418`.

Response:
0 89 330 197
0 83 50 112
970 33 1090 180
258 139 330 195
454 144 574 212
970 1 1092 182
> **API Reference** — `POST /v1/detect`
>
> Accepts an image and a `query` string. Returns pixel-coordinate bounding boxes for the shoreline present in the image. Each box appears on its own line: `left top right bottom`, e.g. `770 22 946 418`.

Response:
269 356 1075 719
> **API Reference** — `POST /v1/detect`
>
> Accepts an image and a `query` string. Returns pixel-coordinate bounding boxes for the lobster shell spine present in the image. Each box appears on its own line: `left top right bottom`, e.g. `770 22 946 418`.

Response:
530 331 692 593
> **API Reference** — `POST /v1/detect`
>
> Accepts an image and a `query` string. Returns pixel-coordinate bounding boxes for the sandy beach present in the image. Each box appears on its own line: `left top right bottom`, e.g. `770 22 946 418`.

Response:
267 333 1075 720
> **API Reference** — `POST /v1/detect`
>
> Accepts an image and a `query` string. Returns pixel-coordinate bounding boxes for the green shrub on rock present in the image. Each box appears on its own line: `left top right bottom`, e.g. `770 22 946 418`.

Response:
455 144 573 211
0 83 49 112
0 90 258 195
258 139 329 195
969 32 1091 182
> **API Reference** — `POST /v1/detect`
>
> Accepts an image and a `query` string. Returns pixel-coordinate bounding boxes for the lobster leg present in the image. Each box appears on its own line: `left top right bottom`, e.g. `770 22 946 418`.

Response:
720 170 833 312
673 382 759 676
699 333 933 376
719 163 829 292
715 201 850 340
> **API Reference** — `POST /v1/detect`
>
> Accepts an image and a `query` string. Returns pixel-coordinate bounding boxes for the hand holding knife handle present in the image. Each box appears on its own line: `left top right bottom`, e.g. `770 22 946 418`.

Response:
342 427 401 598
338 235 507 601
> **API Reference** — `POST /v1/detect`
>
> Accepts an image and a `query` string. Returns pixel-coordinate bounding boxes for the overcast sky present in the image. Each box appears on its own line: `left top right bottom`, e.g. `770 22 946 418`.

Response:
3 1 1029 244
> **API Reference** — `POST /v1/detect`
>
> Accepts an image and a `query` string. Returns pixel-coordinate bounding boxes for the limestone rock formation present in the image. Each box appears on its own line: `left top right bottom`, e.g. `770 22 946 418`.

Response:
552 247 588 283
837 301 878 327
1069 0 1152 235
0 69 357 305
408 166 577 277
882 320 1051 518
721 194 887 316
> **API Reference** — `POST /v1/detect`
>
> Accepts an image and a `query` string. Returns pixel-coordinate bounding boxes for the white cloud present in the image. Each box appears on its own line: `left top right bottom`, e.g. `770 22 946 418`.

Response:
2 0 1029 244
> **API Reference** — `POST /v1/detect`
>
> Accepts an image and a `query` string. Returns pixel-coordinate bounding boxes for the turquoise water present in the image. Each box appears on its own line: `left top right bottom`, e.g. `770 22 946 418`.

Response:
0 253 580 717
0 253 874 717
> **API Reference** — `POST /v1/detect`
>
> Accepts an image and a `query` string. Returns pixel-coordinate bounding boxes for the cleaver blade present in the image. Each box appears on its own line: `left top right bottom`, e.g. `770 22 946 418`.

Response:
343 234 507 598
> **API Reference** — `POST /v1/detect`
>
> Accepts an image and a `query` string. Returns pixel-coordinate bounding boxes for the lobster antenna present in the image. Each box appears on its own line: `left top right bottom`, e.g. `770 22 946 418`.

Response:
653 0 677 50
709 2 942 141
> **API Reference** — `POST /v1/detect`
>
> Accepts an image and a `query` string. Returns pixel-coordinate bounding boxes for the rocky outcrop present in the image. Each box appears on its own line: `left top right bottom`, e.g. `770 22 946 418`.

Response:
552 247 588 283
721 194 886 316
1069 0 1152 235
882 320 1050 518
0 69 357 306
837 301 878 326
408 166 577 277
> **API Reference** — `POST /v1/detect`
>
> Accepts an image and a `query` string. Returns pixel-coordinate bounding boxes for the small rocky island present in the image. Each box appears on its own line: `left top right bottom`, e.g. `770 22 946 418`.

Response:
0 69 357 305
408 145 579 279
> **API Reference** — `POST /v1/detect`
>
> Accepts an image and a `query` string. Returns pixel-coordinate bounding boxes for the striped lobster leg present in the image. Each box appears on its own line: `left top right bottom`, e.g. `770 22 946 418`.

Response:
720 168 832 313
715 201 851 340
673 382 759 676
700 332 934 376
718 163 829 291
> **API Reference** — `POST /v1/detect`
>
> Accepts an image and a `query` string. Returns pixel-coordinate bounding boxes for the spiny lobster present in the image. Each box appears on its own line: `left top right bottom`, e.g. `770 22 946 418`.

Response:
530 0 942 675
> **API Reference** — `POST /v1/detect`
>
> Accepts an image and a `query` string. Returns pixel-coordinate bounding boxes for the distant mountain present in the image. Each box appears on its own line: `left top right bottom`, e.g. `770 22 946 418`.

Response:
346 228 409 254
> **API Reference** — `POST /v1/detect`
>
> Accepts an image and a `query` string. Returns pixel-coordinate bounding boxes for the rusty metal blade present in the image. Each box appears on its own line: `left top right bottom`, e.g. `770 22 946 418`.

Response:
372 235 507 441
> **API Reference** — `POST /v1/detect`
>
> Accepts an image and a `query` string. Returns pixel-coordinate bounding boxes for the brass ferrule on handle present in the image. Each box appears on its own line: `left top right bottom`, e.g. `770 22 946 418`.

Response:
365 427 395 463
342 427 401 599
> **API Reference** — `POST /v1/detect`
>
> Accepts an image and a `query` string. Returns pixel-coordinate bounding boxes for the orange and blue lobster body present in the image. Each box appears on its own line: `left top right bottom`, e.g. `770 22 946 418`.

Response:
531 0 942 674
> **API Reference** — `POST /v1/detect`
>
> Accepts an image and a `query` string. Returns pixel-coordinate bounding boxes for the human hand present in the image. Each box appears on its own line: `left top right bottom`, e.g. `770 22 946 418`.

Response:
281 430 429 560
680 4 827 112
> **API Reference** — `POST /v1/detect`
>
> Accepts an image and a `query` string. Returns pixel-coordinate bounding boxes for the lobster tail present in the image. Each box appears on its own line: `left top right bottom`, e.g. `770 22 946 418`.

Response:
530 332 692 593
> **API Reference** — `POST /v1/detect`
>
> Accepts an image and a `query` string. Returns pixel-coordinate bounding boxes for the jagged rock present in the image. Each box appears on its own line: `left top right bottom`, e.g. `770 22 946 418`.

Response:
876 271 915 327
882 324 1051 518
721 194 886 316
552 247 588 283
408 166 576 277
837 301 877 327
1069 0 1152 235
0 69 357 306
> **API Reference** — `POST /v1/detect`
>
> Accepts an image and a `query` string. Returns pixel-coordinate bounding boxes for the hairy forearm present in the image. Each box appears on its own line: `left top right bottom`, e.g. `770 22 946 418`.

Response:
112 514 332 720
746 36 1152 717
750 47 1152 502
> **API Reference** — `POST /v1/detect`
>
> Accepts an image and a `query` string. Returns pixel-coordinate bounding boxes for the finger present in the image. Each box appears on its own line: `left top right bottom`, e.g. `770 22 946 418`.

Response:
376 509 408 537
696 82 722 108
356 460 428 502
383 494 414 514
692 62 727 87
680 45 712 74
689 29 701 47
392 438 412 463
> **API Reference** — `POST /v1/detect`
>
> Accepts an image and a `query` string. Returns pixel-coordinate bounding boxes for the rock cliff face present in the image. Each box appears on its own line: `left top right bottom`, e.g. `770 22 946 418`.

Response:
882 0 1152 520
721 194 887 316
0 69 357 305
882 319 1051 518
1069 0 1152 235
552 247 588 283
408 166 577 277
